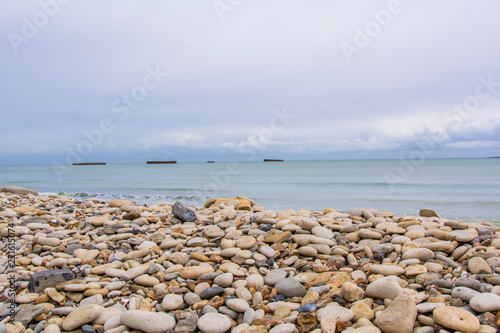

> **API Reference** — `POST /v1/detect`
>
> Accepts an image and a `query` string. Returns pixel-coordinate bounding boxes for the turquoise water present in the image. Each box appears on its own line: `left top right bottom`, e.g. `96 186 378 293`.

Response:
0 158 498 223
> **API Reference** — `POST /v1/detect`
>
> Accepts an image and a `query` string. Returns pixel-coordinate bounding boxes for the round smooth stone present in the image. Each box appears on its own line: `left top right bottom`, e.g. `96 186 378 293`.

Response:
197 313 231 333
120 310 176 333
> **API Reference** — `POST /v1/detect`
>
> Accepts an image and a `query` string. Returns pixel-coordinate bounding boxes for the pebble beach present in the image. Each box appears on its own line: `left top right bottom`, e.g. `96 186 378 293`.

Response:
1 185 500 333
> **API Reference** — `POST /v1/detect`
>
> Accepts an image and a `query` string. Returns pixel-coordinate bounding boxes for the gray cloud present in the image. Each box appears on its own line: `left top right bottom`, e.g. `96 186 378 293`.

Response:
1 0 499 165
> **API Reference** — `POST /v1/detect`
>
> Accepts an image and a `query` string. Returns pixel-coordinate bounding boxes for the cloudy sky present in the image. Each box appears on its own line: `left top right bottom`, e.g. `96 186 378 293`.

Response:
1 0 499 165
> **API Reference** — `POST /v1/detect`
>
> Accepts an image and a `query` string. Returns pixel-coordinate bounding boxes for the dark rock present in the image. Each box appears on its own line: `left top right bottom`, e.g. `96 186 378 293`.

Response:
199 287 225 299
122 212 141 220
197 272 220 280
298 303 317 313
173 202 196 222
82 325 97 333
28 269 75 293
260 224 272 232
65 244 83 255
0 185 38 195
14 305 45 325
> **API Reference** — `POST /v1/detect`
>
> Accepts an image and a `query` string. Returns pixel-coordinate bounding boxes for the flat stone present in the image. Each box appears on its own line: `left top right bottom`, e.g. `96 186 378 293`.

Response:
28 269 75 293
14 305 45 325
433 306 481 333
121 310 176 333
470 293 500 312
62 304 102 331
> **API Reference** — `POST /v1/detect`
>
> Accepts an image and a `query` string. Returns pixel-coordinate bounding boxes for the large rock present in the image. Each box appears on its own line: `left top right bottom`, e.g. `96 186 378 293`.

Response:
0 185 38 195
433 306 480 333
375 294 417 333
173 202 196 222
121 310 176 333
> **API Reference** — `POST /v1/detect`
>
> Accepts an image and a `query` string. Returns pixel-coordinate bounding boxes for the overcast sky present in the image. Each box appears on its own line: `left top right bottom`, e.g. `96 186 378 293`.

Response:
1 1 499 165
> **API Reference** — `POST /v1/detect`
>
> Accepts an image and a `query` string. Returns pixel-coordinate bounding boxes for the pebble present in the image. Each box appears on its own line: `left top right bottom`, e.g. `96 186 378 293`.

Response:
226 298 250 312
275 277 307 298
264 269 287 286
197 313 232 333
269 323 297 333
121 310 176 333
162 294 184 310
366 278 402 300
62 304 102 330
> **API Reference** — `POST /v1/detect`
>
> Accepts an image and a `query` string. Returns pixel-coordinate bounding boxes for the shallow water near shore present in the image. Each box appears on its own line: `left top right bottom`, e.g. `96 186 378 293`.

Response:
1 158 498 223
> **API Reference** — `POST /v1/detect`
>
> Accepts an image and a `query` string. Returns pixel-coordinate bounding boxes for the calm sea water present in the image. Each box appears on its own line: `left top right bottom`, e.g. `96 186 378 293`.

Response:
0 159 498 223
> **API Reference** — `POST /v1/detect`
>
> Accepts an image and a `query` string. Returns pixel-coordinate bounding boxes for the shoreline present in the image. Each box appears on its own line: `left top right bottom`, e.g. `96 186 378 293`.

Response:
1 188 500 332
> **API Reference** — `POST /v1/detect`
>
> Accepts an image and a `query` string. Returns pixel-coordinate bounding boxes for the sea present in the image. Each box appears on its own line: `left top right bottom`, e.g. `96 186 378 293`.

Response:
0 158 498 223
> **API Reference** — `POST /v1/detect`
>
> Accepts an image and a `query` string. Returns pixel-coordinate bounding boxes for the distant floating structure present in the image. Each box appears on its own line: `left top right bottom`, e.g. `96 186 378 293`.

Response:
146 161 177 164
207 161 215 163
72 162 106 166
264 159 284 162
